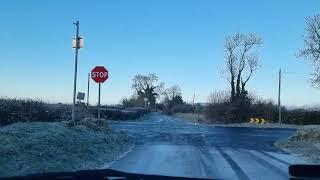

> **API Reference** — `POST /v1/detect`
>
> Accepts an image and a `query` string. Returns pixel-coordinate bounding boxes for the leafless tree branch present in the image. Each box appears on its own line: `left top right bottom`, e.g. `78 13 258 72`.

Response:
223 32 262 101
298 14 320 87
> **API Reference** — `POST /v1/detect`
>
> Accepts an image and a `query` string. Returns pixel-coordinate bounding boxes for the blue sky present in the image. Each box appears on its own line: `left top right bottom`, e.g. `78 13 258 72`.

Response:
0 0 319 106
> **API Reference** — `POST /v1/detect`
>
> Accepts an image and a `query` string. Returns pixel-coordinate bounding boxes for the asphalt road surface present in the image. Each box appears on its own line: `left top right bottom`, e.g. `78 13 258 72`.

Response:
109 113 305 179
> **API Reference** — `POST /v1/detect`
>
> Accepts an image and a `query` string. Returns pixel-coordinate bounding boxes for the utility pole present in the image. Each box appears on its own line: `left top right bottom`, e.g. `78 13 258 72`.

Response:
192 93 195 107
192 93 195 114
278 68 282 125
87 73 90 106
72 21 80 125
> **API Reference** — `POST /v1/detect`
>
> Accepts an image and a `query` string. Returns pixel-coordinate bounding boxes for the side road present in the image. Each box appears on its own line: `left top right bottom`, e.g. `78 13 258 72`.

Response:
173 113 320 164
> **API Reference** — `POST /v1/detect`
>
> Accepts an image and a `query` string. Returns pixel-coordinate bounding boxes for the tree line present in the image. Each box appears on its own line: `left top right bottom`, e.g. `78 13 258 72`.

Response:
121 73 190 114
121 13 320 123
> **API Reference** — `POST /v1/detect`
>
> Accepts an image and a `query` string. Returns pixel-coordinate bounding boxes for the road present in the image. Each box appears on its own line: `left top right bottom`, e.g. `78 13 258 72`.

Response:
109 113 305 179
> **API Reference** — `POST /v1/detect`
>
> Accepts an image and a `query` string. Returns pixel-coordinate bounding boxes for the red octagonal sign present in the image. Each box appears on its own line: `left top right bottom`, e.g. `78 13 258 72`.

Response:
91 66 108 83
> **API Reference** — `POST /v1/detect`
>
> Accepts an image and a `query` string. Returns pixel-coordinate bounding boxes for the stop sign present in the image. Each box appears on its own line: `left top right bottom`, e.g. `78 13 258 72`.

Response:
91 66 108 83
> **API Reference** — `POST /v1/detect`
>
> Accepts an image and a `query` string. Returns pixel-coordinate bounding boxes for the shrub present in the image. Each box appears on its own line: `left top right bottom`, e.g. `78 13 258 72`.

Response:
283 108 320 125
93 108 147 120
205 102 230 123
250 98 278 122
0 98 94 126
0 98 148 126
0 98 51 125
205 91 320 125
170 104 194 114
121 95 144 108
205 92 252 123
208 90 230 104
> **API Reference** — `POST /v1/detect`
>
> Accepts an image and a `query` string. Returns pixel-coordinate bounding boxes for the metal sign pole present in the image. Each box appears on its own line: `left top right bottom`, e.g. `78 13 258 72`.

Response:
98 83 101 121
91 66 108 121
72 21 80 125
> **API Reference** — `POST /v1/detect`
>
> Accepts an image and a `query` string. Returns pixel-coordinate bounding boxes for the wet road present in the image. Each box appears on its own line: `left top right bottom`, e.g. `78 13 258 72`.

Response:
109 113 305 179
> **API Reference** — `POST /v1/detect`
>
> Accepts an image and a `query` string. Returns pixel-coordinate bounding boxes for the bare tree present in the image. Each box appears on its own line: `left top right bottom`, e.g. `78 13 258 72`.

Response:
298 14 320 87
131 73 164 107
162 85 184 109
208 90 230 104
163 85 182 102
223 32 262 102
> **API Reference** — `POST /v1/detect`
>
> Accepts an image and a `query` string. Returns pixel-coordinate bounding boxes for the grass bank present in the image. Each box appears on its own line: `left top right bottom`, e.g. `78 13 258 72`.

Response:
0 119 132 177
275 125 320 163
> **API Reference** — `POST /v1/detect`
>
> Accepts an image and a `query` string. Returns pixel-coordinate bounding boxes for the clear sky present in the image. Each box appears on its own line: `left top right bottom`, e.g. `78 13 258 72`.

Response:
0 0 319 106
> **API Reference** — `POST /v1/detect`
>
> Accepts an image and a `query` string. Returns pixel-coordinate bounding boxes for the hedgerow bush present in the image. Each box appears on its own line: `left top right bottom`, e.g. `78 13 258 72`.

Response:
282 108 320 125
0 98 91 126
205 91 320 125
0 98 148 126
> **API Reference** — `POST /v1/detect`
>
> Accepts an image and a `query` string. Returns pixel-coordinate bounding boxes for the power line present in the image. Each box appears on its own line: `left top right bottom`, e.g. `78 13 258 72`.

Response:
283 71 313 75
281 71 313 78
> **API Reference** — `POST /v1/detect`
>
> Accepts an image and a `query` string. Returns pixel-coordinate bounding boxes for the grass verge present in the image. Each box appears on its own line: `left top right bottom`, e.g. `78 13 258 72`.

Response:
0 120 132 177
275 125 320 163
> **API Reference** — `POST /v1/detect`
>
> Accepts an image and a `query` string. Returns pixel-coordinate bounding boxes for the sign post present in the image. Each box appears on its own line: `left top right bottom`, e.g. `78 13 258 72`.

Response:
98 83 101 119
91 66 109 121
77 92 85 103
144 98 148 109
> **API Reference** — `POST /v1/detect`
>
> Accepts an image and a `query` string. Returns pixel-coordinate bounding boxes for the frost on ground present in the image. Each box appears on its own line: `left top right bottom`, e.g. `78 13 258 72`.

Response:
0 119 132 177
275 125 320 163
